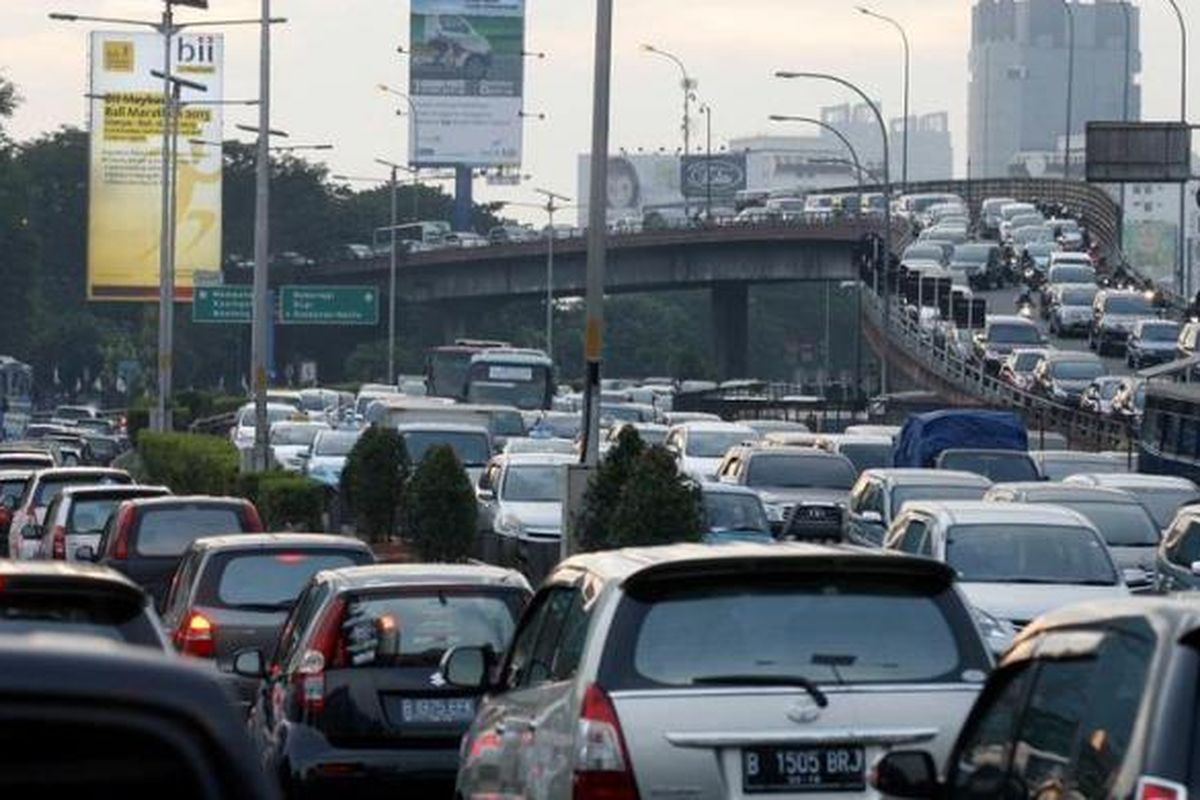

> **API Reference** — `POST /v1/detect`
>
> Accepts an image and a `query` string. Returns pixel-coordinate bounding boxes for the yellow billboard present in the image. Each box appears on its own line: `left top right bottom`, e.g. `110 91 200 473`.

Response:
87 31 223 302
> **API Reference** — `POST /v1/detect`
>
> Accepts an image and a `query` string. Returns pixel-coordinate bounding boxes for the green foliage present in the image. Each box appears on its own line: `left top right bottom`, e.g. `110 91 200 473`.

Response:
342 426 410 542
257 474 326 531
607 446 703 548
577 426 646 552
405 445 477 562
138 432 238 495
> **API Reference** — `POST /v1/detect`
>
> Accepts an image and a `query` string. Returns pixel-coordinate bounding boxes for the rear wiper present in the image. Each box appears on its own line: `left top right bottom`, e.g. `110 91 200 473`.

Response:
228 601 293 612
691 674 828 708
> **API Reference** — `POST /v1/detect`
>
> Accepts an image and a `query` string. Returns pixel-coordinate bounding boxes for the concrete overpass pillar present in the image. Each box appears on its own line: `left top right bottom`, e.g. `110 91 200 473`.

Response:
712 282 749 380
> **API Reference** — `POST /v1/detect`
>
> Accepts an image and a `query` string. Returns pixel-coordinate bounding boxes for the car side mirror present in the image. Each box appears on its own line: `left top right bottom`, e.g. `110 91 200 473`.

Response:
232 649 266 679
21 524 42 541
1190 561 1200 578
870 751 940 799
477 488 496 502
297 450 310 460
440 645 494 690
74 545 96 562
858 510 883 524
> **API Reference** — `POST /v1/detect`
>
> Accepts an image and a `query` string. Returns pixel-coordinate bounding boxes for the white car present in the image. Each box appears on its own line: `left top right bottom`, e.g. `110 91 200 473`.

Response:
476 452 576 564
886 501 1129 638
303 428 364 489
268 420 330 472
663 420 758 481
230 402 302 451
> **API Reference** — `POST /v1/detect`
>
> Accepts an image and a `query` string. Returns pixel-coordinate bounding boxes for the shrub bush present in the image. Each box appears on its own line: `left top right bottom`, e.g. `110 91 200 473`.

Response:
257 473 326 531
138 432 239 495
607 446 703 548
405 445 476 562
577 426 645 552
342 426 409 543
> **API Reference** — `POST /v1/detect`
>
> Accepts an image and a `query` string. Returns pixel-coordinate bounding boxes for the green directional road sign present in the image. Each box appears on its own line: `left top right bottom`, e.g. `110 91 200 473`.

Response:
193 285 253 324
279 285 379 326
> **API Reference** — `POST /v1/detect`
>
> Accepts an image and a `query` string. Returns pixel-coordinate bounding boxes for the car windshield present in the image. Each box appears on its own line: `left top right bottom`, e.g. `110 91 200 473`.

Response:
1104 295 1154 315
134 506 244 557
313 431 362 457
1061 288 1097 306
1051 360 1104 381
1141 323 1179 342
1127 488 1200 529
1012 352 1043 371
745 455 856 490
402 431 491 467
952 246 992 264
945 524 1117 584
1097 381 1121 400
0 593 160 648
890 485 989 517
686 430 753 458
33 475 128 508
270 425 324 446
299 393 330 412
617 577 987 687
989 323 1041 344
1052 501 1160 547
502 465 564 503
68 497 127 535
1049 266 1094 283
703 492 770 534
904 245 943 262
836 443 893 474
214 551 365 608
538 414 582 439
340 590 523 667
938 452 1039 482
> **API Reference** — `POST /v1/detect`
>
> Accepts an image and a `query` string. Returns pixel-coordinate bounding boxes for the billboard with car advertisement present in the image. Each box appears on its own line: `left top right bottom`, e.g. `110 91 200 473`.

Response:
680 154 748 198
87 30 223 302
409 0 525 167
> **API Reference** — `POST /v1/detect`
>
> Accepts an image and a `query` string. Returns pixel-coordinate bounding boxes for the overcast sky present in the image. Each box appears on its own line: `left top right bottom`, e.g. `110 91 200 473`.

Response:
4 0 1198 224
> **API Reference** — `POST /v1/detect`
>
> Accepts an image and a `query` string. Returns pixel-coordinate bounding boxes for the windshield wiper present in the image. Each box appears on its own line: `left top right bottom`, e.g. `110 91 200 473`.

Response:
691 674 828 708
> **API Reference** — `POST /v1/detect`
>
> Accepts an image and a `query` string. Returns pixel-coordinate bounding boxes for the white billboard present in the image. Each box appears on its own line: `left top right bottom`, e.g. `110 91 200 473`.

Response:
409 0 525 167
87 30 223 302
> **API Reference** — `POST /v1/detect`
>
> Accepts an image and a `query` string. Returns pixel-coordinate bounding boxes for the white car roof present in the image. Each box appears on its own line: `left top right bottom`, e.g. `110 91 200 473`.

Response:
901 500 1093 528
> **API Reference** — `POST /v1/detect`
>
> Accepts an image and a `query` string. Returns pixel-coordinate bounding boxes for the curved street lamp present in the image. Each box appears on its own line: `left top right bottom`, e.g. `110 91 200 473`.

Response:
855 6 910 192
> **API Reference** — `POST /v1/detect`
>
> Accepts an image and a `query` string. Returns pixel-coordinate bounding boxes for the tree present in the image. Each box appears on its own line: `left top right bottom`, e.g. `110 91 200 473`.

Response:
342 426 410 542
608 446 703 548
576 426 646 552
405 445 477 562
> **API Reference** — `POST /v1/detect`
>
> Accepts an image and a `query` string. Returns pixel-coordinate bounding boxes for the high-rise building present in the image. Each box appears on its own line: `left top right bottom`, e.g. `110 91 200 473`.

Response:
968 0 1140 178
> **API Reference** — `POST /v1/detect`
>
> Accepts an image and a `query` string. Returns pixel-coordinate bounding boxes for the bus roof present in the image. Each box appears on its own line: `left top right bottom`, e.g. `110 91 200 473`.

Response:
469 348 553 367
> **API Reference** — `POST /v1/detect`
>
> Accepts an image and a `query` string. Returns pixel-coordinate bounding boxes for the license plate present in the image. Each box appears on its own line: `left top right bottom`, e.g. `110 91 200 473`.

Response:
399 696 477 724
742 746 865 793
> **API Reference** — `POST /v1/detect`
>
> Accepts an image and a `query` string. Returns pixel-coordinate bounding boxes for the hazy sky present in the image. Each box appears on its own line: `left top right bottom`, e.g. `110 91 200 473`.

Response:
4 0 1198 224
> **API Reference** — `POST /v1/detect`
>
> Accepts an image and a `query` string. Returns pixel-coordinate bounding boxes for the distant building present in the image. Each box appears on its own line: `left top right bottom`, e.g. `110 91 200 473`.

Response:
892 112 954 182
968 0 1141 178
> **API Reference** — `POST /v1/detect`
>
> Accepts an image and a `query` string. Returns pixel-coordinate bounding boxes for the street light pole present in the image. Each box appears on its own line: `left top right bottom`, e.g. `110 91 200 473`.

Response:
582 0 614 468
1062 0 1076 180
776 71 891 397
700 102 713 220
770 114 867 220
383 163 398 383
856 7 909 191
533 189 571 356
1161 0 1189 293
642 44 694 217
251 0 272 472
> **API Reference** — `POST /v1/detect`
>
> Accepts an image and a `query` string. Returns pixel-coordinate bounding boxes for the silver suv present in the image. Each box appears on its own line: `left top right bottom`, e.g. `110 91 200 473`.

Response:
442 543 991 800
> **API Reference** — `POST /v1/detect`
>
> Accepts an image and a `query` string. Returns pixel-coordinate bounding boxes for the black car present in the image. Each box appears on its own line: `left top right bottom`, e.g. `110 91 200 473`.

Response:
240 563 531 798
874 597 1200 800
161 533 376 707
0 634 279 798
0 561 168 650
95 495 265 609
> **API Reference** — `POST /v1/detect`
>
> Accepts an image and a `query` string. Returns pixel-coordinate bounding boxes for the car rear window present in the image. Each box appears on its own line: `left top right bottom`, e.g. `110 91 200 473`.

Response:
745 455 856 489
134 505 245 557
0 591 160 648
603 575 988 688
0 478 29 506
68 497 128 535
890 485 989 517
207 550 369 609
337 589 524 668
938 452 1039 482
33 475 129 508
946 524 1117 585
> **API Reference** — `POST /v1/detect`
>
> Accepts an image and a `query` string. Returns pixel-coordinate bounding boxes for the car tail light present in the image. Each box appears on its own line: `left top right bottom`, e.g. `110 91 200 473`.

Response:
173 611 215 658
0 507 11 534
50 525 66 560
1138 777 1188 800
110 504 135 560
242 501 264 532
293 596 347 715
574 683 640 800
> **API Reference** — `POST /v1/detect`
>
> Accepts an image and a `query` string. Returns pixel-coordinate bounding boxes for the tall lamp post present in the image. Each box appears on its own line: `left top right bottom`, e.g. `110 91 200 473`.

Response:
1160 0 1189 293
770 114 869 220
533 189 571 356
776 71 891 396
856 6 909 191
1062 0 1076 180
641 43 696 218
699 102 713 219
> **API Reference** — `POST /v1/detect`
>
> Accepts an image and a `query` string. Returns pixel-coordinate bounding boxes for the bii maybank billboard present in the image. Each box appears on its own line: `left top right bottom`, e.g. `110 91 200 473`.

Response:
409 0 525 167
87 31 223 302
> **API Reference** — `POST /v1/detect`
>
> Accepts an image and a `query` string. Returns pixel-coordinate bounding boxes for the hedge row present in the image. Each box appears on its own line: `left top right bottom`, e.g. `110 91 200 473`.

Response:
237 471 326 531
